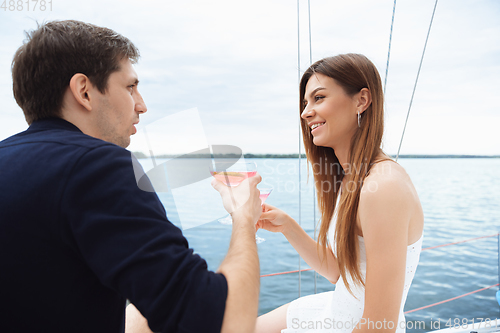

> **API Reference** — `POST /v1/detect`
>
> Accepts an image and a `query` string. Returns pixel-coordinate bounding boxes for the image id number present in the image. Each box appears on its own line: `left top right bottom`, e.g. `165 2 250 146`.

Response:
1 0 53 11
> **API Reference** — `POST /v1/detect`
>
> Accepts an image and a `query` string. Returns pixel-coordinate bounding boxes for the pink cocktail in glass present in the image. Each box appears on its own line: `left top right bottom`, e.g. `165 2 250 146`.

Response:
255 188 273 244
210 171 257 187
210 161 258 225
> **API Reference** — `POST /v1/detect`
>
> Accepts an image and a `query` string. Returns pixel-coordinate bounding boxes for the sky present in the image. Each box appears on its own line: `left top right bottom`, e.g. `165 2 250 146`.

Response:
0 0 499 156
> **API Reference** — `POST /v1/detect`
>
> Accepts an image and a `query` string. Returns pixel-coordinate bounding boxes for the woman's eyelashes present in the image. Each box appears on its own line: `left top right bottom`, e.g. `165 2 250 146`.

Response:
304 95 325 108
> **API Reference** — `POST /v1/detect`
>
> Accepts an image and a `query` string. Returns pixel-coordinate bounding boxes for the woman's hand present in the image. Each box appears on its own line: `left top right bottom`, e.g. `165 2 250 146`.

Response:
256 203 292 234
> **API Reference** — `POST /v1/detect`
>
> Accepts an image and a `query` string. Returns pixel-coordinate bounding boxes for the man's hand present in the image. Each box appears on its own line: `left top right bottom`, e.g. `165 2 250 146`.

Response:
212 172 262 223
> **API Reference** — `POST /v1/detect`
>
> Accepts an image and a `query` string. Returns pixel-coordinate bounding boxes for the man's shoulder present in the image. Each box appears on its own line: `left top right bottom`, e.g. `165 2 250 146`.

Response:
0 118 125 155
0 118 136 183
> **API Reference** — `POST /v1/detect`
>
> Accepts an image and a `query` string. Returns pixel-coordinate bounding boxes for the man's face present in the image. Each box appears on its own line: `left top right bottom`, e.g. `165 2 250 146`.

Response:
92 58 147 148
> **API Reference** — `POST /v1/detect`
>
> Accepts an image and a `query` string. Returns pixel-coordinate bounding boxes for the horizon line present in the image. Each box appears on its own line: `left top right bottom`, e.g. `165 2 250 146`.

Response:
131 151 500 159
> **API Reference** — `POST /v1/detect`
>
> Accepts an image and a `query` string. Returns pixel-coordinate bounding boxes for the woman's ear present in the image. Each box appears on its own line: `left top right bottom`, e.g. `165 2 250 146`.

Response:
69 73 93 111
357 88 372 114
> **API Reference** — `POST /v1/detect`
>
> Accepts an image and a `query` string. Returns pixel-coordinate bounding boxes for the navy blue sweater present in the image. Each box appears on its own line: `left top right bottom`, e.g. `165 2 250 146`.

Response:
0 118 227 332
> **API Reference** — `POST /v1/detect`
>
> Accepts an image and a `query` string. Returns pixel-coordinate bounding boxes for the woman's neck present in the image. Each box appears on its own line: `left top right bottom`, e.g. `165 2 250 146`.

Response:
333 145 350 173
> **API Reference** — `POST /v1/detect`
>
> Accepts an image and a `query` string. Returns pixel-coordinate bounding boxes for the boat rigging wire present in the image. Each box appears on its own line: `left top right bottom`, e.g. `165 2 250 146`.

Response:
395 0 439 161
383 0 397 96
306 0 318 296
295 0 441 301
297 0 302 298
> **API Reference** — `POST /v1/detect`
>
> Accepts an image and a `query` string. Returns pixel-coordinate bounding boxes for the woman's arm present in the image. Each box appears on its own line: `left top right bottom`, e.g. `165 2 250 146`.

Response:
353 174 414 333
258 204 340 283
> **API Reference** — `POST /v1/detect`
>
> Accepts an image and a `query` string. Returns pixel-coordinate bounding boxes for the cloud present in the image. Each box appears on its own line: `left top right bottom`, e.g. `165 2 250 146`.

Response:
0 0 498 154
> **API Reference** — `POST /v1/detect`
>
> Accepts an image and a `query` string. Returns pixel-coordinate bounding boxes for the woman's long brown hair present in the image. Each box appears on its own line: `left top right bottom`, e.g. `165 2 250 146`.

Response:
299 54 389 294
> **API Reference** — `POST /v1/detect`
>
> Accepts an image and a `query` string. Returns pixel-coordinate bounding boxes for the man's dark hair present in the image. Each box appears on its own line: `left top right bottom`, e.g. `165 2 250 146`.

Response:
11 20 140 124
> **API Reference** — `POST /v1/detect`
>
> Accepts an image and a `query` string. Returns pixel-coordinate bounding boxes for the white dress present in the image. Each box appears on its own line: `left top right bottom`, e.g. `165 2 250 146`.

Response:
282 196 423 333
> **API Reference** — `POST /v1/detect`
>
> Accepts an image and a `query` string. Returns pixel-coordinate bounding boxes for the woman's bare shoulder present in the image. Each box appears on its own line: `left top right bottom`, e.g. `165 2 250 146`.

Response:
359 159 423 243
362 159 414 195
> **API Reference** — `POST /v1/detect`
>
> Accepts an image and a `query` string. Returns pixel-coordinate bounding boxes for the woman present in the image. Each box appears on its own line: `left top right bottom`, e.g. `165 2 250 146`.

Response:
255 54 424 333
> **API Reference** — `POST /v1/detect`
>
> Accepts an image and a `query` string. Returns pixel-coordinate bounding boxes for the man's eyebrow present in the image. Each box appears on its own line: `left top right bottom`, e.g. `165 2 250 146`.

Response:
129 78 139 86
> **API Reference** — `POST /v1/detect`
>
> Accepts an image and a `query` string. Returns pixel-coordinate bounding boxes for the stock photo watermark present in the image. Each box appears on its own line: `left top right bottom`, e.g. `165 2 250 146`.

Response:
260 176 380 195
1 0 53 11
129 108 396 229
290 317 499 331
260 158 393 195
129 108 246 230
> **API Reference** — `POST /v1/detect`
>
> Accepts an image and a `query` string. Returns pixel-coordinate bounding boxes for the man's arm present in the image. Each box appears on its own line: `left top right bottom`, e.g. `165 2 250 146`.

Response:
126 304 153 333
125 174 262 333
64 146 230 332
217 211 260 333
212 175 262 333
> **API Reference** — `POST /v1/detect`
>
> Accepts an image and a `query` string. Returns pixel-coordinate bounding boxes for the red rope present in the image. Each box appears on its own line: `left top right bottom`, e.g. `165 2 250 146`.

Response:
258 233 500 315
260 233 499 278
404 283 499 314
421 233 499 252
261 268 312 278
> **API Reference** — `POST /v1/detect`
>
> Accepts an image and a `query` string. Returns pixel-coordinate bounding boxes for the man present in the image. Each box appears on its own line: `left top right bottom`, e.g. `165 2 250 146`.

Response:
0 20 261 333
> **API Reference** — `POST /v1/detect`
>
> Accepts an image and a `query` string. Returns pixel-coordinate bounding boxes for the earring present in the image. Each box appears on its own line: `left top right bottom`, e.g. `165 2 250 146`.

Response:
357 112 361 128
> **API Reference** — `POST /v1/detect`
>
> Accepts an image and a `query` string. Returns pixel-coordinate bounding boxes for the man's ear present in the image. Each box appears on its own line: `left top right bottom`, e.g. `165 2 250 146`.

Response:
69 74 94 111
357 88 372 114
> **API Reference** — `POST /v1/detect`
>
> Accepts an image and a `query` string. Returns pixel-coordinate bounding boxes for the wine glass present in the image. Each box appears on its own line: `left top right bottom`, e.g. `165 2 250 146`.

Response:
210 161 258 225
210 161 271 243
255 187 273 244
210 161 257 187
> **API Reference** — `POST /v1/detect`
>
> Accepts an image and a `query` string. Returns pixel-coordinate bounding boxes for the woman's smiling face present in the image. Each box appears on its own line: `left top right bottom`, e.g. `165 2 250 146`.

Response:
301 73 359 150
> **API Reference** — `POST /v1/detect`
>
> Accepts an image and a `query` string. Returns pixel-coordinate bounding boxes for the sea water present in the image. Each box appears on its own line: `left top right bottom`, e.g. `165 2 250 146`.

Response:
148 158 500 332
